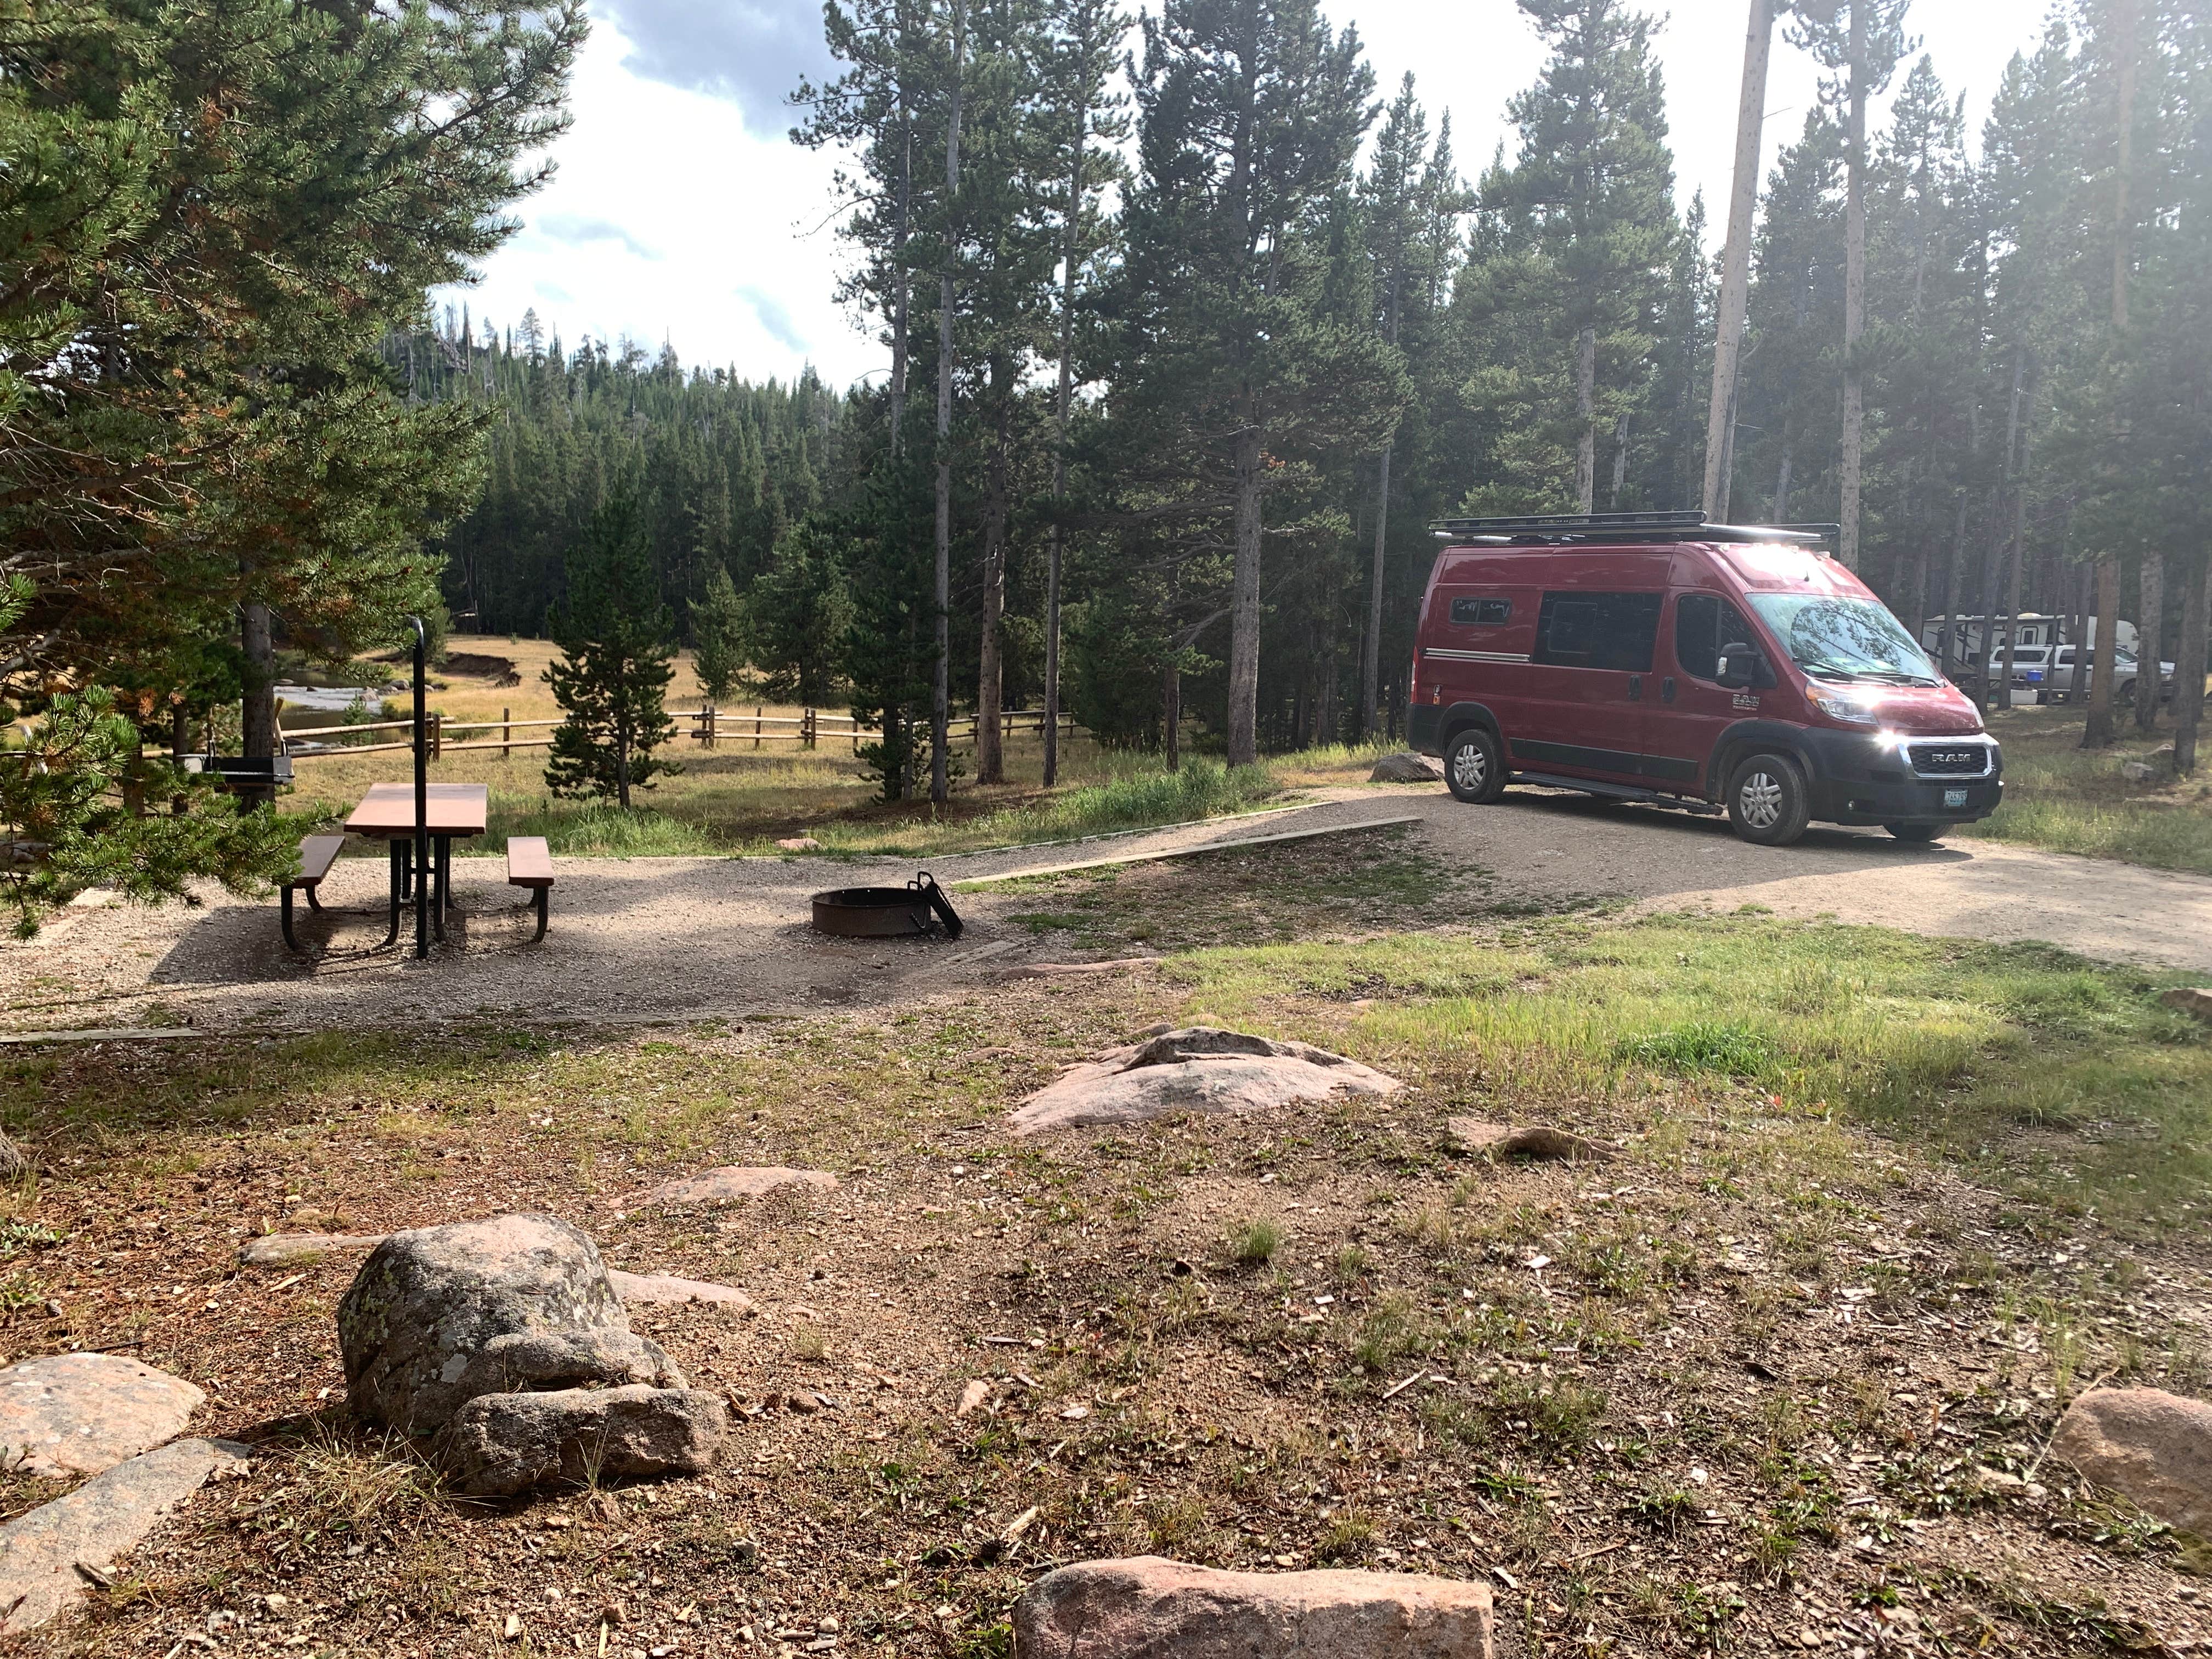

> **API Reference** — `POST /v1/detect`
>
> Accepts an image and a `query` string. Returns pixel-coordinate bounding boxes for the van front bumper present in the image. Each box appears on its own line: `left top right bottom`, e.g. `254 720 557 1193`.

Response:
1799 729 2004 825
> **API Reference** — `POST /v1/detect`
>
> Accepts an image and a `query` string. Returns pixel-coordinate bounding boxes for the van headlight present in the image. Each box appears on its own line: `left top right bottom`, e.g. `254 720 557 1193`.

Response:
1809 690 1882 726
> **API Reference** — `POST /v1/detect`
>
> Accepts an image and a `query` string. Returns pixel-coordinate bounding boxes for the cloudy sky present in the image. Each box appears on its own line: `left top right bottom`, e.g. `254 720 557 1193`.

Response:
442 0 2055 387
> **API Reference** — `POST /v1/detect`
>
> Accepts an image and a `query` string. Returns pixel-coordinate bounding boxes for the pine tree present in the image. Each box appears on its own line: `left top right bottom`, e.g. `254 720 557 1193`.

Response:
1787 0 1915 572
545 494 681 808
692 564 749 702
1464 0 1681 514
748 527 854 706
1116 0 1406 766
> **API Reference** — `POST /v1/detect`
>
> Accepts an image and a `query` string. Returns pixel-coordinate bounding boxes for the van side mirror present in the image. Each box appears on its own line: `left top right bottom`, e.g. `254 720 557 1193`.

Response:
1716 643 1762 690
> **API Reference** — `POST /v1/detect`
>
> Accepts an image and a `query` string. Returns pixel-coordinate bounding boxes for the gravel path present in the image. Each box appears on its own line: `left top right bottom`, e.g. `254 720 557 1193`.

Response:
7 786 2208 1034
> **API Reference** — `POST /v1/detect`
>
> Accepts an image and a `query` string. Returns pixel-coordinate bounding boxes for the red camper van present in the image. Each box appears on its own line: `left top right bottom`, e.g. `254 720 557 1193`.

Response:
1406 512 2002 847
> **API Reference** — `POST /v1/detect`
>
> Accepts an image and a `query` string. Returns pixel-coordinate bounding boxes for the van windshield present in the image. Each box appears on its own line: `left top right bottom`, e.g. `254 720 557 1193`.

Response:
1743 594 1941 685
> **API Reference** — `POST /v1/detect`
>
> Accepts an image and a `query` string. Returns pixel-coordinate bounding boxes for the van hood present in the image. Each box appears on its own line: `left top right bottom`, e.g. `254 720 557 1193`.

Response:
1857 685 1987 735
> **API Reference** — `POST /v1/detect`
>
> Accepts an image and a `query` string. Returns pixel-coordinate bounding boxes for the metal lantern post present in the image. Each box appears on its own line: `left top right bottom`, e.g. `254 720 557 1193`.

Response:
409 616 430 959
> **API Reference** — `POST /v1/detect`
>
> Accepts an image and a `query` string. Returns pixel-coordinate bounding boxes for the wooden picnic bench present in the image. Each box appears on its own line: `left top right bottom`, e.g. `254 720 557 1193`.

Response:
505 836 555 942
280 835 346 952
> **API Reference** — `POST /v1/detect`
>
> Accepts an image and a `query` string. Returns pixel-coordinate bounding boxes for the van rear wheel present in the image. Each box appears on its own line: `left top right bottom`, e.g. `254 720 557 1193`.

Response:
1725 752 1812 847
1444 727 1507 804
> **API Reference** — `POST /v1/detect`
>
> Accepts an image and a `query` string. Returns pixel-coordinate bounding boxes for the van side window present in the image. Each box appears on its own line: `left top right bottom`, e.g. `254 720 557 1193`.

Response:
1675 594 1756 681
1449 597 1512 627
1533 592 1662 672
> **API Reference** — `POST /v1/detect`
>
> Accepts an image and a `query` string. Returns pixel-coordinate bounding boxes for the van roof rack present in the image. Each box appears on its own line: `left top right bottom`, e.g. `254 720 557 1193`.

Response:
1429 511 1832 548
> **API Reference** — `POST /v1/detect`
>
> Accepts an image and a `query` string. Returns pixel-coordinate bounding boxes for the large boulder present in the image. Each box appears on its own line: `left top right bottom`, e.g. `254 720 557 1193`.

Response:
2051 1386 2212 1534
0 1353 204 1477
0 1437 248 1634
337 1214 680 1436
1013 1557 1494 1658
1012 1028 1401 1136
438 1384 730 1497
1369 752 1444 783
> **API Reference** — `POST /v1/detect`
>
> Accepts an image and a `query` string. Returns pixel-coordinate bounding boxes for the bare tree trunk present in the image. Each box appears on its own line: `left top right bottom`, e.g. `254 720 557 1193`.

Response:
1574 327 1598 513
931 3 964 806
975 360 1009 785
889 74 913 460
1227 420 1263 768
240 597 276 807
1609 414 1631 507
2087 0 2137 747
1995 348 2029 707
1770 420 1795 524
1703 0 1775 517
1937 495 1966 680
2136 551 2164 731
1045 68 1088 791
1838 0 1868 571
1163 658 1182 773
2176 555 2207 776
1362 444 1391 739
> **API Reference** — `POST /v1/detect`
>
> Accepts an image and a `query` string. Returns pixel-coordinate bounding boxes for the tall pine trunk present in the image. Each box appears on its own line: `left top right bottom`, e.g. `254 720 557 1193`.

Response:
931 3 964 806
2175 555 2207 776
2086 0 2137 748
2136 552 2164 731
975 359 1009 785
1703 0 1774 516
1045 82 1086 791
1362 444 1391 738
240 596 276 807
1227 420 1263 768
1574 326 1597 512
1838 0 1868 572
889 81 913 459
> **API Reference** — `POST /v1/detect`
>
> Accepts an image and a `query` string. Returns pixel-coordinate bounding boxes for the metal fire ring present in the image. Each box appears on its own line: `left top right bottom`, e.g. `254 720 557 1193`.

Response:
809 871 964 940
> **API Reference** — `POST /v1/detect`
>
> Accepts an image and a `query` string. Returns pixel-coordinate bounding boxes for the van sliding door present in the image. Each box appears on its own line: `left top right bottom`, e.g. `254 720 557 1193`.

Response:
1513 591 1661 785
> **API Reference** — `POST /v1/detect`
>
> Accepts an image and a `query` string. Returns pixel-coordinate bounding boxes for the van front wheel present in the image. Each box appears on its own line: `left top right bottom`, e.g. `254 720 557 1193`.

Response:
1444 728 1508 804
1725 752 1812 847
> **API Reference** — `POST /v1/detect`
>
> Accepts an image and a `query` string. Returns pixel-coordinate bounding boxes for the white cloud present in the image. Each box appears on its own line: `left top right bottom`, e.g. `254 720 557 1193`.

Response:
442 0 2046 387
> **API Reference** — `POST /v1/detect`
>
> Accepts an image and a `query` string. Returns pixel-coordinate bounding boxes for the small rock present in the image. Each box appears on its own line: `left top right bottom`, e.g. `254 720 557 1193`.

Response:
2164 986 2212 1026
1012 1556 1494 1658
1012 1028 1401 1136
955 1380 992 1419
238 1232 387 1268
504 1612 522 1640
337 1215 681 1436
607 1269 754 1311
438 1385 730 1497
1444 1118 1616 1163
788 1390 821 1414
2052 1386 2212 1534
647 1167 840 1207
0 1353 205 1477
0 1438 249 1634
1368 751 1444 783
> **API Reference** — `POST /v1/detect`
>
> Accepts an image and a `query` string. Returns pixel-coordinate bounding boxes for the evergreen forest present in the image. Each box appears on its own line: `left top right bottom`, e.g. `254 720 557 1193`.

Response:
390 0 2212 798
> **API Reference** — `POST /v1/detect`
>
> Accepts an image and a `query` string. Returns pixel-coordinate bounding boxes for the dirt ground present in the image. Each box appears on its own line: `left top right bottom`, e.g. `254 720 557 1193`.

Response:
3 797 2211 1658
2 952 2210 1658
10 787 2212 1039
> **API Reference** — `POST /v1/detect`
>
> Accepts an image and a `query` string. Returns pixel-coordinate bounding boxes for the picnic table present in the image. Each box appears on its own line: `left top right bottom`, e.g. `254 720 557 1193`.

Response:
343 782 489 946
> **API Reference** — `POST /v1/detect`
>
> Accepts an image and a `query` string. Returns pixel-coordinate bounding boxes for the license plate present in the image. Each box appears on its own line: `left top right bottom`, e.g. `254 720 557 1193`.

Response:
1944 788 1968 808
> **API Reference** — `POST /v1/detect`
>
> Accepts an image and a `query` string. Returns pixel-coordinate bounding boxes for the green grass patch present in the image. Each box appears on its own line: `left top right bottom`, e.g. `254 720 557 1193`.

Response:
1955 706 2212 874
1170 913 2212 1226
812 760 1285 858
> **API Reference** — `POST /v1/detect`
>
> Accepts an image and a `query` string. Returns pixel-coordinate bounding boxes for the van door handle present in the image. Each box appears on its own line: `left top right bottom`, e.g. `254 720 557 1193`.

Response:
1626 675 1642 702
1662 676 1677 703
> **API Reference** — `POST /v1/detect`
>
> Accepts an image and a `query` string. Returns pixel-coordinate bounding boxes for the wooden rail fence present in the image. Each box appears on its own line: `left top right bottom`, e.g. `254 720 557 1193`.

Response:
157 706 1082 763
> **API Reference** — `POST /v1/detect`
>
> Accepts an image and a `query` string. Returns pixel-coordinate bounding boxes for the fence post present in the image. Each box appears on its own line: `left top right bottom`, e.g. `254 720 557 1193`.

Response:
429 710 442 760
502 707 511 759
803 707 816 749
708 703 718 748
754 706 763 750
